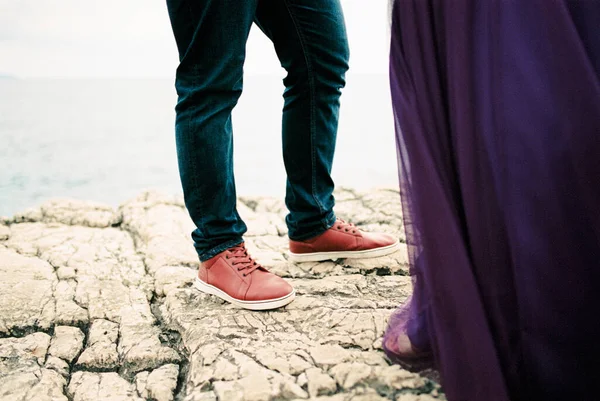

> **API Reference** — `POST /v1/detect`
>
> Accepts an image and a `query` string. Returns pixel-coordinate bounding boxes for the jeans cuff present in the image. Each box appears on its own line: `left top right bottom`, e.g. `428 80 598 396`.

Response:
288 211 337 241
198 238 244 262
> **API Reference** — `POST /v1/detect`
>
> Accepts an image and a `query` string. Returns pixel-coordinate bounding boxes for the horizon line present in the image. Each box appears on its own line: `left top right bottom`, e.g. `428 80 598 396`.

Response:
0 71 388 80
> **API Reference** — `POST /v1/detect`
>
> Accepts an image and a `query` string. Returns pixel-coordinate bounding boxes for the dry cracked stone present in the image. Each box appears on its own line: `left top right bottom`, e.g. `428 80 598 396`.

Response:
75 319 119 371
119 191 198 274
305 367 338 397
0 333 67 401
68 371 143 401
48 326 85 363
0 224 9 241
135 363 179 401
0 188 445 401
54 280 89 327
45 356 71 378
7 198 121 228
0 247 56 335
396 395 439 401
310 344 351 367
118 318 182 376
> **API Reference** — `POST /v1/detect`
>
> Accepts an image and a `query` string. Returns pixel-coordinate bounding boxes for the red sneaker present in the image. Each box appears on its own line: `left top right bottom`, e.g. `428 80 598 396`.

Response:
195 243 295 310
288 218 400 262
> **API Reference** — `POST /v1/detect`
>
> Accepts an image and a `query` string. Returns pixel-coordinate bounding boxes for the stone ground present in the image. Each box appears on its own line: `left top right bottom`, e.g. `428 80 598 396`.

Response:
0 188 444 401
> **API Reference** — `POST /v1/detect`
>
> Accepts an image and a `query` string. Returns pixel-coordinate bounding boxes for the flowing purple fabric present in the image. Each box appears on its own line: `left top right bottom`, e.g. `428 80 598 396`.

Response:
383 1 600 400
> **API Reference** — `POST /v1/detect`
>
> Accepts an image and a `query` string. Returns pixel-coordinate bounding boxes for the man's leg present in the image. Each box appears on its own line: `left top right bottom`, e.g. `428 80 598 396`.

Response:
255 0 349 240
255 0 400 262
166 0 256 261
166 0 295 311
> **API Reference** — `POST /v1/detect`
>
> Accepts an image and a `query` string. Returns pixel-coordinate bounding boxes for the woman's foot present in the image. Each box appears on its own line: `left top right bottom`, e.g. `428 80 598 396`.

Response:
384 332 433 371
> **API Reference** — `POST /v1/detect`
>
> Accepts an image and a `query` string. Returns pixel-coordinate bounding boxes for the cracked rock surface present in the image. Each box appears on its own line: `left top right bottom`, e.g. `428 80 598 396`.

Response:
0 188 443 401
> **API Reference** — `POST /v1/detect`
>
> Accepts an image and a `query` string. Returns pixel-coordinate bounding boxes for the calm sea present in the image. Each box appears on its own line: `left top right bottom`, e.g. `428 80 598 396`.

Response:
0 74 397 217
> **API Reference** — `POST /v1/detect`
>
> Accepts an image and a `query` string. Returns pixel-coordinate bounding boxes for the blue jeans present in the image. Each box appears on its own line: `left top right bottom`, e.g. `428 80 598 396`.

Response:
167 0 349 261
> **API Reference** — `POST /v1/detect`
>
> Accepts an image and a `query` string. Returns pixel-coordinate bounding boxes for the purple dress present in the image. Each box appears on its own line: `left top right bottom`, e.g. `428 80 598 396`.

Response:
383 1 600 400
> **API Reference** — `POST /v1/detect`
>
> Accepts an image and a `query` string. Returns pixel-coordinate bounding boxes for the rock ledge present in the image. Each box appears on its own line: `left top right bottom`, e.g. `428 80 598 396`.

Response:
0 188 443 401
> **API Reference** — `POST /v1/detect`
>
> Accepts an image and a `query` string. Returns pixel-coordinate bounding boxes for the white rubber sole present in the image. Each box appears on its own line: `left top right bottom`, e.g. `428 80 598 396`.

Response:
194 278 295 311
288 240 401 263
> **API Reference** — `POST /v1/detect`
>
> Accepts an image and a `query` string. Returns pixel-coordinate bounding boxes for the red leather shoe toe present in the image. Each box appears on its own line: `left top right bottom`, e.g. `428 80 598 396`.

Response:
363 232 398 249
245 270 294 301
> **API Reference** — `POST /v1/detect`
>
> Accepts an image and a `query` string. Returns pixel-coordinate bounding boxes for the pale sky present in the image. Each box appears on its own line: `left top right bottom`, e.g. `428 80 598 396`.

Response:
0 0 390 78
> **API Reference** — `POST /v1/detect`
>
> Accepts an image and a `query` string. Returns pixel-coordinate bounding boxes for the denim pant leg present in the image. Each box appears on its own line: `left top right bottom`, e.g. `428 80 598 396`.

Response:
166 0 258 261
254 0 350 240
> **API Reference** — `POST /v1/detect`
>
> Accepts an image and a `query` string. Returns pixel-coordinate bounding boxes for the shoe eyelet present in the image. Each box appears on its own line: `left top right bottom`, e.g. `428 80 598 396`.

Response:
242 273 247 277
345 229 349 232
337 226 342 230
